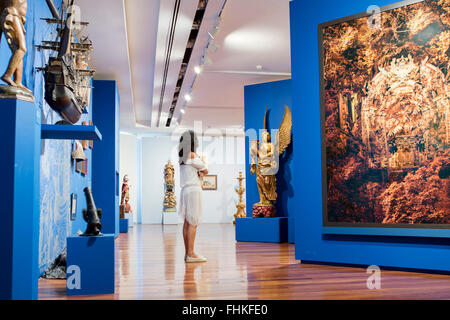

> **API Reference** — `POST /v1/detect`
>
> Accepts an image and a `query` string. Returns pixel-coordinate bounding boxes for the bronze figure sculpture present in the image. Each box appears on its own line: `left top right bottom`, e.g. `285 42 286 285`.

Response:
250 106 292 218
81 187 102 236
0 0 34 101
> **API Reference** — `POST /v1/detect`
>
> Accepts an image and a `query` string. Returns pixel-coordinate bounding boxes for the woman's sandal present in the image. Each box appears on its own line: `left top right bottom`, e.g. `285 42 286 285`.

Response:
185 255 207 263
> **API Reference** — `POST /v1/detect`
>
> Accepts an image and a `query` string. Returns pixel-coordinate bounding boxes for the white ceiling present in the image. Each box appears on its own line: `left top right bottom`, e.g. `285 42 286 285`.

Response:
75 0 291 134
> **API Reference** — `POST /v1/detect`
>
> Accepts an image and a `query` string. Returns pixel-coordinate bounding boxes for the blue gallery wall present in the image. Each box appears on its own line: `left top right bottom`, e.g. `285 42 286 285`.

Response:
244 80 294 242
0 0 91 273
290 0 450 271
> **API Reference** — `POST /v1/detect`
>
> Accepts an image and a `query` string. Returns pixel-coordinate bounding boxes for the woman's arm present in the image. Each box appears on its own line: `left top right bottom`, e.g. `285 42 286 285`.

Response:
187 152 208 174
198 168 208 177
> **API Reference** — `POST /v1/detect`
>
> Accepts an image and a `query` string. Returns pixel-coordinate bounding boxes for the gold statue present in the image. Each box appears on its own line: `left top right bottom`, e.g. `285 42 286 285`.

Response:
164 161 176 212
250 106 292 217
0 0 33 101
234 171 246 223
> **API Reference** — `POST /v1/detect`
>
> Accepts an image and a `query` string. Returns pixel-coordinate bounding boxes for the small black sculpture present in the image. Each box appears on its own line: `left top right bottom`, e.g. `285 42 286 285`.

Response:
81 187 103 236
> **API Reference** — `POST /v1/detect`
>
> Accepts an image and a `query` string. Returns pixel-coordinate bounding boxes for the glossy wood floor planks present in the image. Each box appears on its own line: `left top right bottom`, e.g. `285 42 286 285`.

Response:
39 224 450 300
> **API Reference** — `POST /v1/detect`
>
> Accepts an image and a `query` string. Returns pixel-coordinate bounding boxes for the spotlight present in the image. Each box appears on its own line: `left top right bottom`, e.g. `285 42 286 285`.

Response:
208 42 219 52
203 55 212 66
184 94 192 102
181 109 185 114
194 66 202 74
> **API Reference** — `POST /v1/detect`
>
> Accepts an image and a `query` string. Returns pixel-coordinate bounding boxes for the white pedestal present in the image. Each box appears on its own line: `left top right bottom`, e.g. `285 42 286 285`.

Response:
125 213 133 228
163 211 179 225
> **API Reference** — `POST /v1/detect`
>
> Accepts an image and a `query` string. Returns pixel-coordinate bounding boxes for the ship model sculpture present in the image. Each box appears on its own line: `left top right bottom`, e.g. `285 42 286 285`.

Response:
37 0 95 124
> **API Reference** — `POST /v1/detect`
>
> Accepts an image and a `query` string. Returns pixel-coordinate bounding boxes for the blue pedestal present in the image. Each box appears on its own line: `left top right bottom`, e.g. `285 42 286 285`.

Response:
0 99 40 300
288 218 295 244
92 81 120 238
236 217 288 243
66 234 115 296
119 219 129 233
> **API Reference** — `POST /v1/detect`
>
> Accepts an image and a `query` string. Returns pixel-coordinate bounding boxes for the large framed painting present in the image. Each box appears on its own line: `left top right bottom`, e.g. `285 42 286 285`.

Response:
319 0 449 229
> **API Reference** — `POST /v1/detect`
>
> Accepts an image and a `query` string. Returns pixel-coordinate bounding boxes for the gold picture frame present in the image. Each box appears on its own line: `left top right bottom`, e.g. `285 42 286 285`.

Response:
202 175 217 190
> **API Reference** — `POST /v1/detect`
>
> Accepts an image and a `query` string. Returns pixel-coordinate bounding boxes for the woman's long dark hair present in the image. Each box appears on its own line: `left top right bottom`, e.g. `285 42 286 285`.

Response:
179 130 198 165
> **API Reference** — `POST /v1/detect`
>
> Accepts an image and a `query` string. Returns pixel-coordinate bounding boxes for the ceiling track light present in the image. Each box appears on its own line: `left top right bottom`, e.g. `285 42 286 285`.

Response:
157 0 181 127
194 66 202 74
184 94 192 102
165 0 209 127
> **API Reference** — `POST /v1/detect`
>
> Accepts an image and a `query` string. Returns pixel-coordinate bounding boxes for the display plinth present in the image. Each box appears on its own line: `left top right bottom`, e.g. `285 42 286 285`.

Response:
66 234 115 296
119 219 129 233
163 211 179 225
0 99 40 300
288 217 295 244
236 217 288 243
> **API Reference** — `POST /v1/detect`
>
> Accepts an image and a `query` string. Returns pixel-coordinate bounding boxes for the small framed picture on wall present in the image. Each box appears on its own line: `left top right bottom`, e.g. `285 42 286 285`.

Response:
81 159 88 175
202 175 217 190
70 193 77 221
76 160 82 173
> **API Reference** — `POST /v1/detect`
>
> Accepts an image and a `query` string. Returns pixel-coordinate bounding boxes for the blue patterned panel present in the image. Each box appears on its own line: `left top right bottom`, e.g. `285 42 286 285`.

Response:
39 139 71 273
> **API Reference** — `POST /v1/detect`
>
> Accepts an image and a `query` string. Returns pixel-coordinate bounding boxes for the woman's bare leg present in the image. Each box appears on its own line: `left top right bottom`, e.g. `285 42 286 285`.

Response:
186 222 199 258
183 220 189 256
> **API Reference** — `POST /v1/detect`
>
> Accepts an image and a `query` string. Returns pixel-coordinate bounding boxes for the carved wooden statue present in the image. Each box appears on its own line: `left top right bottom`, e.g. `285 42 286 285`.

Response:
164 161 176 212
0 0 33 101
120 174 132 219
250 106 292 218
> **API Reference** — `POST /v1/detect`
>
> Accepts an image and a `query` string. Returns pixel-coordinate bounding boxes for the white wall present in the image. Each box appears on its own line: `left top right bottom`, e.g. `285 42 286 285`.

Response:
119 133 139 223
141 135 181 224
139 134 246 224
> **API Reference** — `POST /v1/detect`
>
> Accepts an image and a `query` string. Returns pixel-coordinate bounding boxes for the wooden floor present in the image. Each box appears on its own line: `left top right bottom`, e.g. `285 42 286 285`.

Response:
39 224 450 300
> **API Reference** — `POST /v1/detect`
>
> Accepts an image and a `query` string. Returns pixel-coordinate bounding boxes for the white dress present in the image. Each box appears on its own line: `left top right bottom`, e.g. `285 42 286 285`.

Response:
179 156 207 226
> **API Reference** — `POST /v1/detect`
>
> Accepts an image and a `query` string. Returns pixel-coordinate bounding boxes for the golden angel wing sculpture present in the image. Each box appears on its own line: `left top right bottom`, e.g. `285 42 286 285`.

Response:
275 106 292 155
251 105 292 218
263 106 268 130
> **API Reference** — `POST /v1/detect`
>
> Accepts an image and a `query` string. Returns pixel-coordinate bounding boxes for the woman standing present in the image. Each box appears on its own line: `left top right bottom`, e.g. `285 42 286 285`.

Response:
178 130 208 263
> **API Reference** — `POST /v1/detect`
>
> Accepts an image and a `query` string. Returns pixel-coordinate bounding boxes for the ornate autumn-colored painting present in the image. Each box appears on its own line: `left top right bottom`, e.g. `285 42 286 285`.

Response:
320 0 449 226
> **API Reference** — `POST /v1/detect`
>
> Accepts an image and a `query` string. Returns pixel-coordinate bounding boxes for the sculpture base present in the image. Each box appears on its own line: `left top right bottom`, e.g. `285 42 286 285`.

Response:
235 217 288 243
163 211 179 225
234 204 246 224
164 207 176 212
1 99 40 300
0 85 34 103
119 219 129 233
252 204 276 218
66 234 115 296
